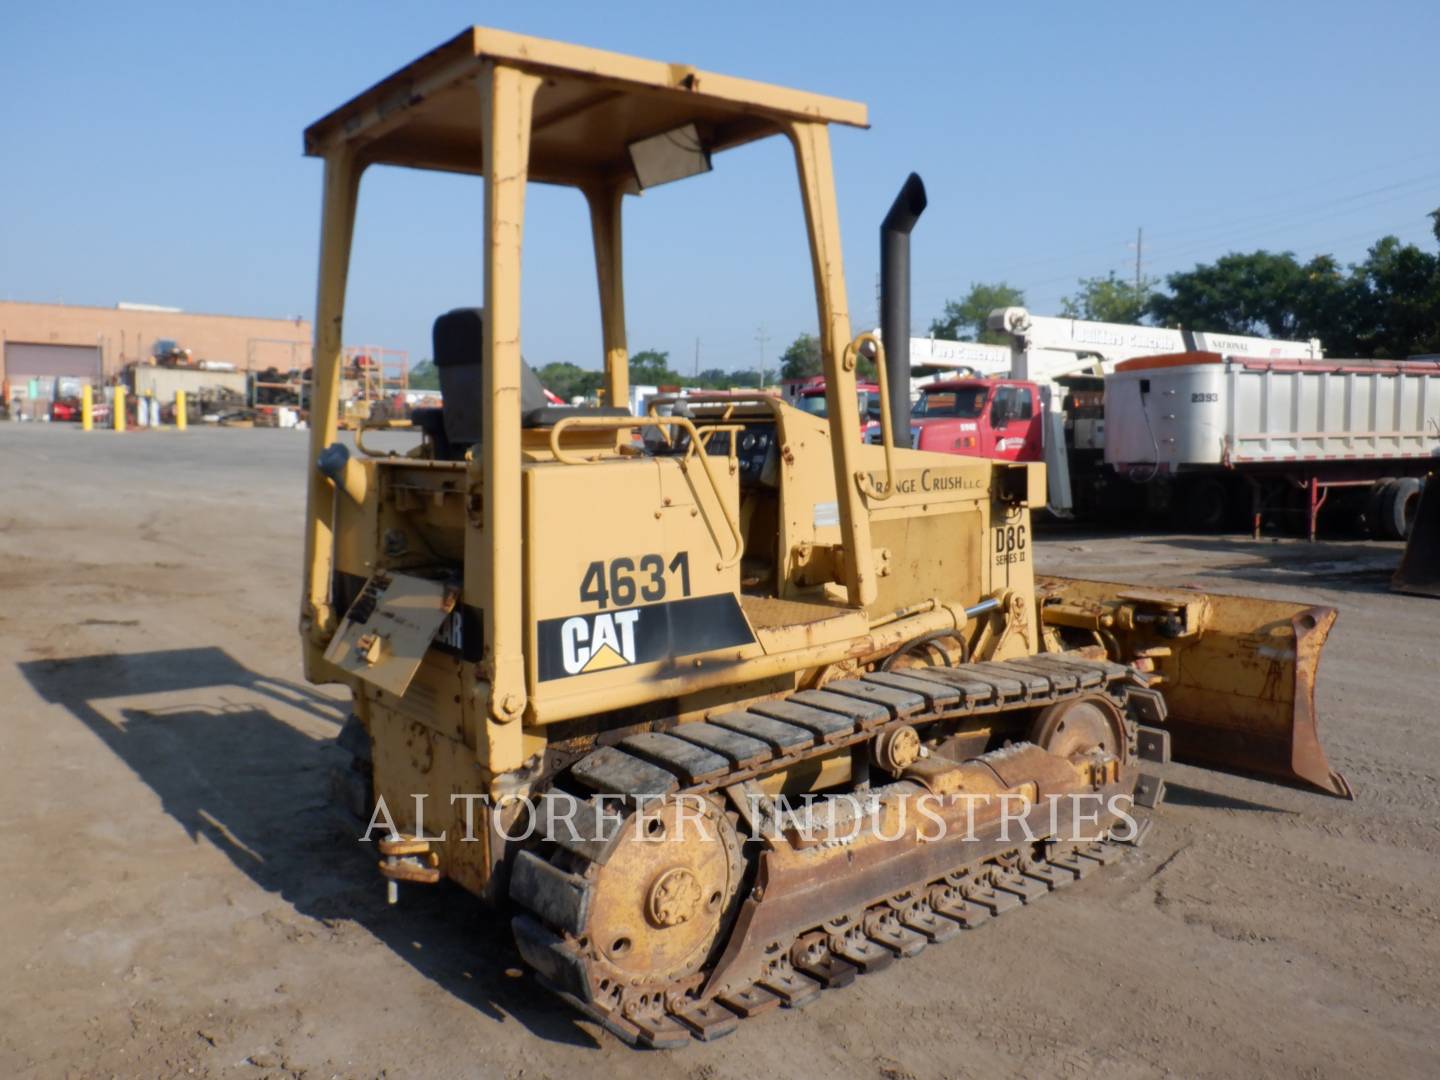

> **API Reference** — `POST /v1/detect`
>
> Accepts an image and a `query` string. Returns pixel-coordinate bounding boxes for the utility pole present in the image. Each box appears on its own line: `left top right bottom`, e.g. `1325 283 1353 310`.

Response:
694 337 700 378
1134 226 1144 294
755 324 771 388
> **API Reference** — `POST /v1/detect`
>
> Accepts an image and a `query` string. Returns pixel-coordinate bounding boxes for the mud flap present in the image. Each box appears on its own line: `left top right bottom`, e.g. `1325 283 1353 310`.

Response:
1393 476 1440 598
1039 577 1352 799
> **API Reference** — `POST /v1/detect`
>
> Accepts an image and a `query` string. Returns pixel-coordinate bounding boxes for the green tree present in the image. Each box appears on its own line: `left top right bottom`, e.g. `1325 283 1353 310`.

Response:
929 282 1026 344
694 367 733 389
1351 236 1440 357
1146 251 1331 339
629 349 682 386
1061 272 1157 324
1291 254 1368 355
778 332 822 380
535 361 604 402
1146 225 1440 359
408 359 439 391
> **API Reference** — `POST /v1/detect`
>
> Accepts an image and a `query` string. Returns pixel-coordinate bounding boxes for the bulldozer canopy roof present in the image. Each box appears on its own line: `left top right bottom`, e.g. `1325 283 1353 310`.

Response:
304 27 868 189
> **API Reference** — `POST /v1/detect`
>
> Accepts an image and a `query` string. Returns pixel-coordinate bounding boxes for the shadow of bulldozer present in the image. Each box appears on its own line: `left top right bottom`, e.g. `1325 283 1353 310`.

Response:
18 646 596 1049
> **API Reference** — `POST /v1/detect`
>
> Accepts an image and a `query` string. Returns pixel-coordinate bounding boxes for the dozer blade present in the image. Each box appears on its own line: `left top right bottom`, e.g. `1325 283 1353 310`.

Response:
1392 476 1440 598
1038 576 1352 799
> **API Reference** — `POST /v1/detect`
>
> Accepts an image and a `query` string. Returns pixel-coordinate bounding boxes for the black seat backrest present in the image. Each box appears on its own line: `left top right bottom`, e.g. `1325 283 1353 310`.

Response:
428 308 633 458
432 308 549 450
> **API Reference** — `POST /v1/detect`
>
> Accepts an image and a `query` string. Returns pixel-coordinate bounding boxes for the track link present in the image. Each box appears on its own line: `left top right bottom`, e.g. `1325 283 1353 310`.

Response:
511 652 1151 1048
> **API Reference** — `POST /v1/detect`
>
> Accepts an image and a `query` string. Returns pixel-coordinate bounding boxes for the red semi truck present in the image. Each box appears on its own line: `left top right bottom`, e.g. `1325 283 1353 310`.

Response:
866 376 1045 463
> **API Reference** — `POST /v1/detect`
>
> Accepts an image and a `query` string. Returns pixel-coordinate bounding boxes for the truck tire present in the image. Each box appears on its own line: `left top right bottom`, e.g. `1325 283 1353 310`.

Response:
1365 478 1397 538
1381 478 1422 541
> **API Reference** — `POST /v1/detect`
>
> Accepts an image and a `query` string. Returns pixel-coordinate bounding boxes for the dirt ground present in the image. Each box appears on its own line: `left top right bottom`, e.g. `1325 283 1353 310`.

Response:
2 422 1437 1080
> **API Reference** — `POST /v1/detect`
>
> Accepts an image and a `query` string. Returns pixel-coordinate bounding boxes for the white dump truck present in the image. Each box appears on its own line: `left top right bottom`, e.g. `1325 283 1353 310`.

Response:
1105 352 1440 538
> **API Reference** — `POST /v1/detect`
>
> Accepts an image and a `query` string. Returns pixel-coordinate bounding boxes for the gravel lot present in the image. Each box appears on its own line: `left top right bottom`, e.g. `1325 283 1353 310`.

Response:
2 422 1436 1079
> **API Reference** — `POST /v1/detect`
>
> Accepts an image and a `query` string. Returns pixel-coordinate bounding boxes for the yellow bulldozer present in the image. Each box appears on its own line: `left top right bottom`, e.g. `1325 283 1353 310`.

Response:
300 28 1350 1047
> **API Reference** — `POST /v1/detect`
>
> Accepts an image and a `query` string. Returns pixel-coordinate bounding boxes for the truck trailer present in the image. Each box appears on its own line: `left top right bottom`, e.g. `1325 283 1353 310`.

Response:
1105 352 1440 539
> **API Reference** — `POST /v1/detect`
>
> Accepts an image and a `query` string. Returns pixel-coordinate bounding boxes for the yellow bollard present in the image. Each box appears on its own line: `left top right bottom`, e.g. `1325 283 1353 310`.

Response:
81 384 93 431
174 389 187 431
113 386 126 432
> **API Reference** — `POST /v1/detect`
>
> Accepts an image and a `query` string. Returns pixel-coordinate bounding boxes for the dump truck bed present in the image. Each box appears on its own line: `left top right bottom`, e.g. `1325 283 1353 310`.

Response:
1105 352 1440 470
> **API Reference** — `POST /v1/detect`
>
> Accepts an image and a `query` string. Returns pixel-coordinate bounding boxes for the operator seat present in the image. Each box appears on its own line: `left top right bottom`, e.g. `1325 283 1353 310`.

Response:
414 307 627 460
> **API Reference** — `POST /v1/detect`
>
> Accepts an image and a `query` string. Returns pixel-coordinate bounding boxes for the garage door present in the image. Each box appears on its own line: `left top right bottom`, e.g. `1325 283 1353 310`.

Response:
4 341 102 379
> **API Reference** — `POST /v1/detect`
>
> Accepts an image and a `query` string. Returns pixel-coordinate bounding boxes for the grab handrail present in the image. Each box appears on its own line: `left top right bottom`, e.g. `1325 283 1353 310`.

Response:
547 414 745 570
848 331 898 501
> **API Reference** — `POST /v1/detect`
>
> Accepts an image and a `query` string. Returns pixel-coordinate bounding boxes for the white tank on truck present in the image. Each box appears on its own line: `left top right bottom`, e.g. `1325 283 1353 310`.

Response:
1105 352 1440 539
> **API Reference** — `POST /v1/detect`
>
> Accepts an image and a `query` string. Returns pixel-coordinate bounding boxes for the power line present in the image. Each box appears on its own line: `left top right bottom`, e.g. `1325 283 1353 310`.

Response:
1145 191 1439 272
1014 184 1438 297
983 162 1440 283
1144 172 1440 255
1146 213 1438 280
1026 213 1438 315
1129 147 1440 236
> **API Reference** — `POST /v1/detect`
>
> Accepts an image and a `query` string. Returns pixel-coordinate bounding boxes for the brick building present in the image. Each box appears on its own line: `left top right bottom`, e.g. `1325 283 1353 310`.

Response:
0 300 312 401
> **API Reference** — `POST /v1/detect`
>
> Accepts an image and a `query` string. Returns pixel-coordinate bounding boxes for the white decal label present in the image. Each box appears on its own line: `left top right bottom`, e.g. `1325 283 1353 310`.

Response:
561 610 641 674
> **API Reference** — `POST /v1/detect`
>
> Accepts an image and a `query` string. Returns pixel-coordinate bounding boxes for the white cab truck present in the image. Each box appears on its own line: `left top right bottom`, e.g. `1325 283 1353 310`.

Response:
1106 352 1440 539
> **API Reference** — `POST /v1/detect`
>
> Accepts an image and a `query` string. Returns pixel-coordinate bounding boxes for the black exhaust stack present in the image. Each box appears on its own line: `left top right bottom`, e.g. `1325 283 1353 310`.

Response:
880 173 927 447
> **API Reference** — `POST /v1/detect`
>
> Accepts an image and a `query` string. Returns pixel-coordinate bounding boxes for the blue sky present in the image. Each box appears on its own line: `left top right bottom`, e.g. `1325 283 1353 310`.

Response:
4 1 1438 373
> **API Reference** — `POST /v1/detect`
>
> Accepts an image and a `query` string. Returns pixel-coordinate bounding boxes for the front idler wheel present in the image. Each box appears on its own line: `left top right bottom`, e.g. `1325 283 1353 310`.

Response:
1028 695 1130 764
